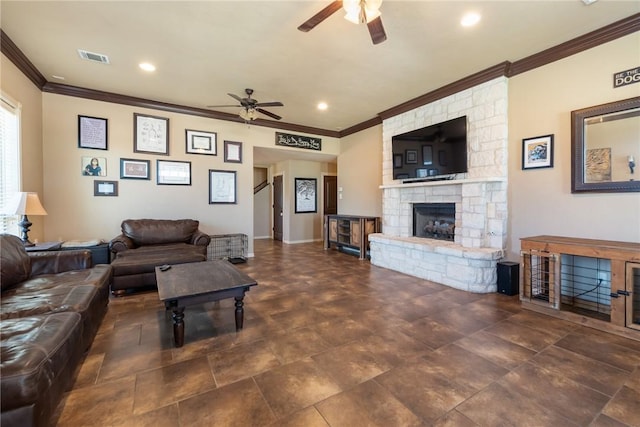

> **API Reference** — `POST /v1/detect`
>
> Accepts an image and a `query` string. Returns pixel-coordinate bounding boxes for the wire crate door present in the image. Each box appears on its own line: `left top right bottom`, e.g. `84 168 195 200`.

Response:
521 250 560 309
626 262 640 331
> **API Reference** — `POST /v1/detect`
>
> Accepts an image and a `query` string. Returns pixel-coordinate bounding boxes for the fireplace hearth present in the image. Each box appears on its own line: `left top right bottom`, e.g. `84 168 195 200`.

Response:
413 203 455 241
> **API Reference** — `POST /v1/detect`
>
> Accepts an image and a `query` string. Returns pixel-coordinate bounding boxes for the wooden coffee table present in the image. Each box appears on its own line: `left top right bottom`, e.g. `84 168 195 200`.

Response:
156 260 257 347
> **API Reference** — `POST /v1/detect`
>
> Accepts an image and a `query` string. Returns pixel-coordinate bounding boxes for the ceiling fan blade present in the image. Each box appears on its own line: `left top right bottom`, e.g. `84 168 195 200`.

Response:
256 108 282 120
254 101 284 108
227 93 243 102
367 16 387 45
206 104 241 108
298 0 342 32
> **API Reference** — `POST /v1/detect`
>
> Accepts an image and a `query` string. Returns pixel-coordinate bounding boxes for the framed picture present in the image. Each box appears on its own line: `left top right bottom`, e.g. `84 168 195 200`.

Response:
224 140 243 163
209 169 237 204
405 149 418 164
393 154 403 169
157 160 191 185
78 115 108 150
395 173 410 180
522 134 554 170
185 129 217 156
94 180 118 196
416 168 428 178
422 145 433 165
81 156 107 176
120 158 150 180
295 177 317 213
134 113 169 155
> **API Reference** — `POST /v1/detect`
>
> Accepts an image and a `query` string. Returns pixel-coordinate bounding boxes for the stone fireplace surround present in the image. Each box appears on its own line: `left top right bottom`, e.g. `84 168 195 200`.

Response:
369 77 508 293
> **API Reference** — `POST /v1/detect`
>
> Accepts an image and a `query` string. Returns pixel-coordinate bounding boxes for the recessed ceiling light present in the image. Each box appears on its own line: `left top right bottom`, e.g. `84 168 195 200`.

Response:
317 102 328 111
139 62 156 72
461 12 481 27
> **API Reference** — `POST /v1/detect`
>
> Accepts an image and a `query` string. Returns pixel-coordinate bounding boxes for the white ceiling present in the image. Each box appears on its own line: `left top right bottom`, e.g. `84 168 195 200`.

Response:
2 1 639 164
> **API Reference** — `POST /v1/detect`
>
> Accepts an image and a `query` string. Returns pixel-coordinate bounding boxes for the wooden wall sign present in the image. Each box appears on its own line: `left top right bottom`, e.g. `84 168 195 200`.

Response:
275 132 321 151
614 66 640 88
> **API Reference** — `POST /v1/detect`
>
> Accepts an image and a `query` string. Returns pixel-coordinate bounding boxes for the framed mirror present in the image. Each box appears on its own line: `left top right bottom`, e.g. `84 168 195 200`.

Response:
571 96 640 193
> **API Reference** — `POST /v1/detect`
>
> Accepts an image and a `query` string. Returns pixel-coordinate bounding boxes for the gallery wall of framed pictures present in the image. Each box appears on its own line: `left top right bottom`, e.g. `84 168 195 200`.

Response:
76 112 249 201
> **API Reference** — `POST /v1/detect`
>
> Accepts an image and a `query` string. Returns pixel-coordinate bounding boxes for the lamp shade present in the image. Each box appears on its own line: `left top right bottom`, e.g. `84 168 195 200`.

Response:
2 192 48 216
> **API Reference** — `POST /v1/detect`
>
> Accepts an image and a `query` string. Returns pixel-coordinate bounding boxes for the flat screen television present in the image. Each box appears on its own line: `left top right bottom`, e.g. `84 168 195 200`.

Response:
392 116 467 181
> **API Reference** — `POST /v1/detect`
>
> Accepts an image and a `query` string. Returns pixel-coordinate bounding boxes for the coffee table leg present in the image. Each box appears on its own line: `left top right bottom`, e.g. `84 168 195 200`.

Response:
172 307 185 347
235 296 244 330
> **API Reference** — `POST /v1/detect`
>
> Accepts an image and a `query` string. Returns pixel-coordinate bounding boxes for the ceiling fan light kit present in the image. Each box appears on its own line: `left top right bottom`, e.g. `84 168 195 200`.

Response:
298 0 387 45
343 0 382 24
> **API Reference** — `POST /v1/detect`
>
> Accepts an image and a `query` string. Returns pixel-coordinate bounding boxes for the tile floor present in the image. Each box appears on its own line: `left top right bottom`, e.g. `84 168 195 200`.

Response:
52 239 640 426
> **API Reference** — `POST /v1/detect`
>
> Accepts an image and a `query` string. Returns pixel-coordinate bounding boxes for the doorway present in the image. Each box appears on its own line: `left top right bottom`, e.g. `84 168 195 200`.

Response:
323 175 337 215
273 174 283 241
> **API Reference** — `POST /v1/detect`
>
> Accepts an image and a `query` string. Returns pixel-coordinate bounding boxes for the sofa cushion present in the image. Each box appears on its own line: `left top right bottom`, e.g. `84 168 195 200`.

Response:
0 234 31 291
110 244 206 276
0 313 83 424
121 219 199 246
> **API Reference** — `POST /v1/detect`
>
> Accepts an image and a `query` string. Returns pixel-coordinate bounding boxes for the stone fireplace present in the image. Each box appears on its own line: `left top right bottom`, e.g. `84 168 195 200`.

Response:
413 203 455 241
369 77 509 293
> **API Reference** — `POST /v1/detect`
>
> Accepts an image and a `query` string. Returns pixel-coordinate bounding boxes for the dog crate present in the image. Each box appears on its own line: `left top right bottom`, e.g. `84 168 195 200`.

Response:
521 250 560 310
208 233 247 263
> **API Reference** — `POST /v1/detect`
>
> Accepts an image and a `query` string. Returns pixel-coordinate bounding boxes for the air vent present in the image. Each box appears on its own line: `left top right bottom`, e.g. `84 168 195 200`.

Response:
77 49 110 64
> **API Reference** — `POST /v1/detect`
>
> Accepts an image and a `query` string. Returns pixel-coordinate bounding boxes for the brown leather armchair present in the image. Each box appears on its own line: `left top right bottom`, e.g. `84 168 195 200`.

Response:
109 219 210 295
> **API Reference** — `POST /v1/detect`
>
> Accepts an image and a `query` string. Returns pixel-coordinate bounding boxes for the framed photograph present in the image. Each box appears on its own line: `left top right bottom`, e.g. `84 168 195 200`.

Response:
224 140 243 163
186 129 217 156
405 149 418 164
522 134 554 170
134 113 169 155
120 158 150 180
416 168 428 178
395 173 410 180
393 154 403 169
81 156 107 176
295 177 317 214
209 169 237 204
78 115 108 150
157 160 191 185
422 145 433 165
94 180 118 196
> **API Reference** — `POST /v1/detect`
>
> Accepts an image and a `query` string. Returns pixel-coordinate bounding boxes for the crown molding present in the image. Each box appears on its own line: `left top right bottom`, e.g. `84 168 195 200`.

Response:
3 13 639 138
508 13 640 76
377 62 511 121
0 29 47 89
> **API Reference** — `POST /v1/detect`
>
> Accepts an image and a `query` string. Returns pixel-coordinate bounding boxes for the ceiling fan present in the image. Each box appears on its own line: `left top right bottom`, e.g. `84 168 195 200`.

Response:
207 88 284 121
298 0 387 45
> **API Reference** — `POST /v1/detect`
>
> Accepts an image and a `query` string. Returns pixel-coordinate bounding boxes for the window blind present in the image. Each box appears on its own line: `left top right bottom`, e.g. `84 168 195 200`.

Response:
0 94 21 235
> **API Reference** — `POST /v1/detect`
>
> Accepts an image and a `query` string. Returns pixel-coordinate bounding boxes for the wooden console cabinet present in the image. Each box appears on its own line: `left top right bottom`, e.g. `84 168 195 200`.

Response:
324 215 380 260
520 235 640 334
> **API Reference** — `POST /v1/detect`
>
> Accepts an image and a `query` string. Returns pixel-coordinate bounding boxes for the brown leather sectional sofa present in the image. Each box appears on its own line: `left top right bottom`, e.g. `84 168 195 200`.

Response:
0 234 112 427
109 219 211 295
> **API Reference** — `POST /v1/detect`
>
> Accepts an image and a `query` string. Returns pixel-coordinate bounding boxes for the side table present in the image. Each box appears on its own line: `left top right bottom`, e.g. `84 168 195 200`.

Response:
24 241 63 252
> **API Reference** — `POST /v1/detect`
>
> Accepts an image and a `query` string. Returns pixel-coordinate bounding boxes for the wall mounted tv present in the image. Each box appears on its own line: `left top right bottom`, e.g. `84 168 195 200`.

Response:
392 116 467 181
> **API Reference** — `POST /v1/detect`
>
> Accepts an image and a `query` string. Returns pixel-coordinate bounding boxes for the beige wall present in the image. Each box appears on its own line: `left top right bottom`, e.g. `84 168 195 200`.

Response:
337 124 383 217
1 54 45 241
507 32 640 260
39 93 339 255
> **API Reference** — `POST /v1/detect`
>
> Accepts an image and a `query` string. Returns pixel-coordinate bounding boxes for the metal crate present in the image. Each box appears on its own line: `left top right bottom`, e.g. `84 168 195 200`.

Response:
208 233 247 262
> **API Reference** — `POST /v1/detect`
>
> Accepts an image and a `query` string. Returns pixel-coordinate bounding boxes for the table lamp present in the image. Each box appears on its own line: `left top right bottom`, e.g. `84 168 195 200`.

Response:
2 192 48 246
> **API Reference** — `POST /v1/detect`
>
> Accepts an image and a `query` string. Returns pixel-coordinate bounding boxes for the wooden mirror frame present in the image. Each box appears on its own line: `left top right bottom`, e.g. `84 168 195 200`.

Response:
571 96 640 193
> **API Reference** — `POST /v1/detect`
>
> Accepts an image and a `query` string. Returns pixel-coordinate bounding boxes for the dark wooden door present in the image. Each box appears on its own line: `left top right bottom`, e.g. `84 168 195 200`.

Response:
273 175 283 241
323 175 338 215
